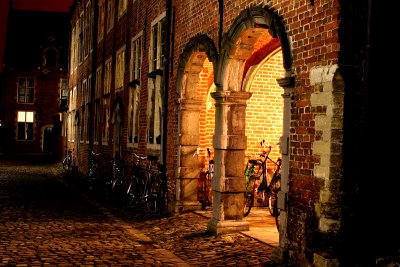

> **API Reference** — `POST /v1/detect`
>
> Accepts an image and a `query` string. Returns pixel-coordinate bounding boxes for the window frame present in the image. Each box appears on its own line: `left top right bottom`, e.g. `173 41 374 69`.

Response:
17 77 34 104
17 111 34 141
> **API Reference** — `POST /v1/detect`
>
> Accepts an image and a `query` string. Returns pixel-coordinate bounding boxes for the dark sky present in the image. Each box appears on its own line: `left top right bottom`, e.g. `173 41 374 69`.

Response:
0 0 73 72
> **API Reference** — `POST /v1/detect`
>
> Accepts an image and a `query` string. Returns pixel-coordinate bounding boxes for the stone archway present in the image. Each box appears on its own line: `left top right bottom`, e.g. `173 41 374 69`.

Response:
175 35 218 212
207 6 293 252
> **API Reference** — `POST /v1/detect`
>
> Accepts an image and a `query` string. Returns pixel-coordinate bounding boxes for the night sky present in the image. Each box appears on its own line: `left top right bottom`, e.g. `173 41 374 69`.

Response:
0 0 73 72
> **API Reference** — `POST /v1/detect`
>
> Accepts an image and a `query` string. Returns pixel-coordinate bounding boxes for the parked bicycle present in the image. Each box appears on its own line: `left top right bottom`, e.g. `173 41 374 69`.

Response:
62 149 73 171
194 147 214 210
126 153 164 213
103 156 130 204
243 140 281 229
88 149 101 191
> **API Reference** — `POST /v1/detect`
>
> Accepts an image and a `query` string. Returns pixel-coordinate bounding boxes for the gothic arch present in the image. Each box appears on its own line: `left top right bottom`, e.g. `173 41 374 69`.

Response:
207 6 294 257
217 5 293 92
175 34 218 212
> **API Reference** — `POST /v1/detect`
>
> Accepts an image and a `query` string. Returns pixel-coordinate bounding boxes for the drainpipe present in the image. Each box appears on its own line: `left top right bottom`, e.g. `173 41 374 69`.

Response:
88 0 98 167
161 0 172 214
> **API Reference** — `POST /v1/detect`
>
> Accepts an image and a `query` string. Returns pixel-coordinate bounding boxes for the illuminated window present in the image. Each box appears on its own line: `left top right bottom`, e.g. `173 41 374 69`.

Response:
128 88 140 145
118 0 127 18
128 34 142 145
147 14 165 145
17 77 34 103
94 67 102 143
79 12 84 63
102 97 110 144
98 0 105 42
131 34 142 82
17 111 34 140
106 0 114 32
115 46 125 91
60 79 68 100
104 57 112 95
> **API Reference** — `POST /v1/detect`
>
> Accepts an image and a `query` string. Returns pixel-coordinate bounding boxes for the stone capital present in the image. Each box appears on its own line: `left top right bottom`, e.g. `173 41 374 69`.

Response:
211 91 252 104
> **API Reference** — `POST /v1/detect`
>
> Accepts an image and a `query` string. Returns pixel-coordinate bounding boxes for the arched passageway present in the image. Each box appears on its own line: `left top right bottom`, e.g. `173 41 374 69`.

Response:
175 7 293 261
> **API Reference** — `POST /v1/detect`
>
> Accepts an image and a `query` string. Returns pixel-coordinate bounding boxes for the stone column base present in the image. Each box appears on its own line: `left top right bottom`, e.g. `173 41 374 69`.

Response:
207 217 250 235
175 200 202 213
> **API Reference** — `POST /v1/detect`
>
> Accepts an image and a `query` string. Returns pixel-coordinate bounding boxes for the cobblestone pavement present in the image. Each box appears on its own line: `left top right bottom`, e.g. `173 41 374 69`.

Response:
0 155 283 267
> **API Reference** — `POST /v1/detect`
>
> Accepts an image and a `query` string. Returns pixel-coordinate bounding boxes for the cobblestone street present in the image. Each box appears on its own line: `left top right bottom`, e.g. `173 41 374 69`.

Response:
0 155 281 266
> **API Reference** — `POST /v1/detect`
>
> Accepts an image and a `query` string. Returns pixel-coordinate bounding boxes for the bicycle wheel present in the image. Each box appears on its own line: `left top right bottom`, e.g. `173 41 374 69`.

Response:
146 173 163 213
268 173 281 215
126 174 141 209
268 192 280 230
243 181 255 217
202 172 212 209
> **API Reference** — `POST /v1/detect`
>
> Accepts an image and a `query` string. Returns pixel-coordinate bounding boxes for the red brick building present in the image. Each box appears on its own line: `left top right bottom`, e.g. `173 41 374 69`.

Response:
0 10 69 157
66 0 397 265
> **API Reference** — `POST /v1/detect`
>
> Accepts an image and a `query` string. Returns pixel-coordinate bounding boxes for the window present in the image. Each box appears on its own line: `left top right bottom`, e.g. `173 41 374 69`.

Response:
150 15 166 72
70 27 75 73
17 77 34 103
106 0 114 32
102 97 110 144
60 79 68 110
17 111 34 140
70 86 77 110
104 57 112 95
128 88 140 145
84 1 92 57
130 33 142 82
82 79 88 106
147 14 166 145
118 0 127 18
95 67 103 99
128 34 142 145
79 12 84 63
98 0 105 42
94 67 102 143
115 46 125 91
60 79 68 100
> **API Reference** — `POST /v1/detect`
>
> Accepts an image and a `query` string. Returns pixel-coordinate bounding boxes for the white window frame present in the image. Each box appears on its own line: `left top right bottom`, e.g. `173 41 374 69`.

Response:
147 13 166 147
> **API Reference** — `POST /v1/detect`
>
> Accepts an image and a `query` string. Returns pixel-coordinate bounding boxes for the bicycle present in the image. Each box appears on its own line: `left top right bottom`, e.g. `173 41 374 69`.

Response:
202 148 214 209
243 140 281 229
104 156 130 204
62 149 73 171
126 154 164 213
194 147 214 210
88 149 101 191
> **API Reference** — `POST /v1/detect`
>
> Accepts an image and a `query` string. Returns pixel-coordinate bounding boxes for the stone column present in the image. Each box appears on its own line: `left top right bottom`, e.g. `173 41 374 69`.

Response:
271 76 294 263
176 99 203 212
207 90 252 234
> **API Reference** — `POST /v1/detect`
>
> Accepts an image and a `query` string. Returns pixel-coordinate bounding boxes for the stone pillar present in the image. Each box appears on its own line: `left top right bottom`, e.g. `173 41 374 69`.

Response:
207 90 252 234
175 99 203 212
271 76 294 263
